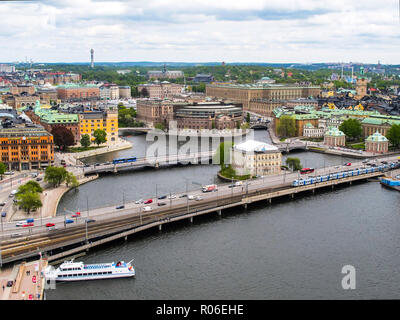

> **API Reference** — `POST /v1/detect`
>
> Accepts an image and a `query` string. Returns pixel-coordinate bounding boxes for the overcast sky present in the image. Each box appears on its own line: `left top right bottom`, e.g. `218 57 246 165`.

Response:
0 0 399 64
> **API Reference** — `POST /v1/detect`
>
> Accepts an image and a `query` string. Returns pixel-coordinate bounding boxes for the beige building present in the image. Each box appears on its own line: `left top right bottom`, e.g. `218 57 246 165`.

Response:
365 132 389 153
138 81 183 99
324 127 346 147
136 99 177 126
100 84 119 100
232 140 282 177
206 83 321 116
119 86 131 99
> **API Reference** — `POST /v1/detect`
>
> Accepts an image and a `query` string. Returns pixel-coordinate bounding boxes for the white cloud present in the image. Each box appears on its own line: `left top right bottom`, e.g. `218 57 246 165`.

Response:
0 0 399 63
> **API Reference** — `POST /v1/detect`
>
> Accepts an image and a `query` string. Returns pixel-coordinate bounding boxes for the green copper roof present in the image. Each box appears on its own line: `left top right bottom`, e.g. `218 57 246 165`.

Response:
366 131 388 142
325 126 345 137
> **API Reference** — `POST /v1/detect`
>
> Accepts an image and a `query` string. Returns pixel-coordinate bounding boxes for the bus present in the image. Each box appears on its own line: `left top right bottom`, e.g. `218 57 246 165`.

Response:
112 156 137 165
300 168 314 174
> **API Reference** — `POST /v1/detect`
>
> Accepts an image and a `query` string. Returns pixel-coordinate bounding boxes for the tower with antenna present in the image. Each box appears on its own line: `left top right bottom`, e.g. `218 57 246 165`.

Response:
90 49 94 68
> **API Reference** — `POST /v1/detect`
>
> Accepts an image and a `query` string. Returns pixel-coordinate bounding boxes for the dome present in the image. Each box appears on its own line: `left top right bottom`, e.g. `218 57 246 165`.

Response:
324 126 345 137
366 131 388 142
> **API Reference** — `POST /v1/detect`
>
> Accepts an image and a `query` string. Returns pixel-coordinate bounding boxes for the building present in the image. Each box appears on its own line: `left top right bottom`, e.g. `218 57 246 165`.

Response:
206 83 321 116
26 103 80 144
303 122 325 138
0 64 15 73
0 124 54 171
193 74 214 83
78 106 118 143
57 83 100 101
257 76 276 84
175 102 243 130
365 132 389 153
147 66 184 80
324 127 346 147
118 86 131 99
10 84 36 95
136 99 177 126
232 140 282 177
99 84 120 100
138 81 183 99
361 116 400 138
286 98 318 109
355 78 368 99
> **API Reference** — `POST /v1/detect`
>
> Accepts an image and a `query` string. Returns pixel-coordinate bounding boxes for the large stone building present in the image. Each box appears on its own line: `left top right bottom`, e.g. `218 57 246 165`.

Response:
78 106 118 143
174 102 243 130
138 81 183 99
324 127 346 147
118 86 131 99
136 99 177 126
99 83 119 100
0 124 54 171
206 83 321 116
365 132 389 153
232 140 282 177
147 67 184 80
57 83 100 101
361 115 400 138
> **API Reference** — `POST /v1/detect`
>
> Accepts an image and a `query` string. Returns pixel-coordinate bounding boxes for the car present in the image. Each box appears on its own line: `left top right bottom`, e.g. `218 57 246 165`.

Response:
6 281 13 287
65 219 74 224
4 171 14 175
188 195 196 200
362 160 369 164
158 195 167 200
135 199 144 204
71 212 81 218
10 233 21 238
179 194 188 198
228 184 235 188
15 221 25 227
22 223 34 227
36 177 42 182
84 164 91 167
0 202 5 206
95 163 101 166
344 162 352 166
60 160 66 165
31 173 38 178
46 223 55 227
168 195 176 199
1 212 6 218
142 206 152 212
85 219 96 223
144 199 153 204
158 202 167 206
381 161 388 164
116 205 125 209
195 196 203 201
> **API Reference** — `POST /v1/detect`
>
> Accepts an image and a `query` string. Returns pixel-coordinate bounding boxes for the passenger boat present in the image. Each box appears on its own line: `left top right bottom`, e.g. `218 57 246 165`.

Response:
44 259 135 282
380 175 400 192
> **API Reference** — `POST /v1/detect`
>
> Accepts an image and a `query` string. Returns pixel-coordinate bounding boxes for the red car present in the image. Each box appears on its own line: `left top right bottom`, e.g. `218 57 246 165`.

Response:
22 223 34 227
46 223 55 227
344 162 352 166
71 212 81 218
144 199 153 204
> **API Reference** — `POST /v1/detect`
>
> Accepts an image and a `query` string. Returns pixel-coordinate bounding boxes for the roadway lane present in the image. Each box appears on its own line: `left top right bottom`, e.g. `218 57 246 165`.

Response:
1 154 399 239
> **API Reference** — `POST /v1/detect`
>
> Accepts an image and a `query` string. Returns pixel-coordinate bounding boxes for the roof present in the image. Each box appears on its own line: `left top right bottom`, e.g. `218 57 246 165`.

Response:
324 126 345 137
366 131 388 142
234 140 279 153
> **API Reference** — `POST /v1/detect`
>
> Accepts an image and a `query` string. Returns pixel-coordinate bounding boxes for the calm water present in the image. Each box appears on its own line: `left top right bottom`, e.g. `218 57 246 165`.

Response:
48 130 400 299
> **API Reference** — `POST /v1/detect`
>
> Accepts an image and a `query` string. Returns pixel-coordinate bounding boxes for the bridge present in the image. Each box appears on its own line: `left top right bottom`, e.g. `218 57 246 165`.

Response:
276 142 308 152
1 154 399 265
82 151 216 175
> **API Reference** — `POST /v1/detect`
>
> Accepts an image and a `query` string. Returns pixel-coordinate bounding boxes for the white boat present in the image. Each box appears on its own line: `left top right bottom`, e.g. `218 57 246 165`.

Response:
44 259 135 282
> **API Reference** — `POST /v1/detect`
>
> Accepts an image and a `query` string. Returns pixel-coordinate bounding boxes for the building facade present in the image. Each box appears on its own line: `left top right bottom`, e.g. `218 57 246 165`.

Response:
232 140 282 177
0 125 54 171
324 127 346 147
365 132 389 153
118 86 131 99
57 84 100 101
138 82 183 99
78 107 118 143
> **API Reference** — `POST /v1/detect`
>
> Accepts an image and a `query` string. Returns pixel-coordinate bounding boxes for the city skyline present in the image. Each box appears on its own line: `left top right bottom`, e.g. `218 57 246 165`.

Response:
0 0 399 64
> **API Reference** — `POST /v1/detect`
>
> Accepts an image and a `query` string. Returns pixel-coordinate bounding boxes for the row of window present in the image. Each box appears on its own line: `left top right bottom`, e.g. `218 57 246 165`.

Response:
59 271 113 278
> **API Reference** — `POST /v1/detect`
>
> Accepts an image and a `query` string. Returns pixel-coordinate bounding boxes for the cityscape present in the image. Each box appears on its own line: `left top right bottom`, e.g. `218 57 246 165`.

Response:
1 0 400 309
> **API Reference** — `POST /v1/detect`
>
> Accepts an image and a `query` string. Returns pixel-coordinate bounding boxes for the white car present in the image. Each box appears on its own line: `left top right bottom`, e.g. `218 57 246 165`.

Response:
168 195 176 199
188 195 196 200
142 206 152 212
15 221 25 227
135 199 143 204
195 196 203 201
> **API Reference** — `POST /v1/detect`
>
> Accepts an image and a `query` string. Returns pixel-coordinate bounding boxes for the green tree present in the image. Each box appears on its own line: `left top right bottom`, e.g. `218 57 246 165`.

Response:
154 123 166 131
339 119 362 140
16 181 43 197
93 129 107 146
44 166 68 187
80 134 91 148
215 141 234 171
16 192 42 215
65 172 79 188
277 116 296 137
286 157 302 171
386 124 400 148
246 113 251 123
0 162 6 180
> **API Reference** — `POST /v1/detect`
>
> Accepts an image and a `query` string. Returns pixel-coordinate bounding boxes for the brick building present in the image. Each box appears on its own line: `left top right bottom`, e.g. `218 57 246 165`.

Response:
57 83 100 101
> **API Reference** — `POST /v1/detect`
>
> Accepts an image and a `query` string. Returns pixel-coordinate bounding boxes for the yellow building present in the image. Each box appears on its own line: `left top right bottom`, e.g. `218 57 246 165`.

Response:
79 107 118 143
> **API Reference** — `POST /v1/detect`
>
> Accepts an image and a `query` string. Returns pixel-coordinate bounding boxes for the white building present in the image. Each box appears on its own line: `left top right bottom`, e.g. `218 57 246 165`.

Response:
0 64 15 73
99 84 120 100
232 140 282 177
303 122 325 138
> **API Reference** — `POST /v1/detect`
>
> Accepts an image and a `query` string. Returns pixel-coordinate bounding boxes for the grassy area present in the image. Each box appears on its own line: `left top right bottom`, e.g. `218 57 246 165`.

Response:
301 137 323 142
219 166 251 181
67 146 103 153
279 137 286 142
349 142 365 150
308 146 326 151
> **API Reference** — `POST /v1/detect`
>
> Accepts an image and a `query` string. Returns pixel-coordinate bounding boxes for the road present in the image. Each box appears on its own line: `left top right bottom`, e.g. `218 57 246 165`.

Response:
1 154 399 240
